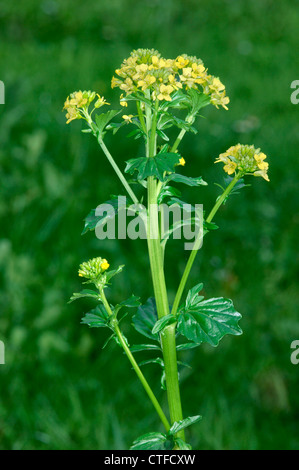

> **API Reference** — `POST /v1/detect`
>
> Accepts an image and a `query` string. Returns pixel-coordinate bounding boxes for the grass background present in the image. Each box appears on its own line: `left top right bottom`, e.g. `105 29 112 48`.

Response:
0 0 299 450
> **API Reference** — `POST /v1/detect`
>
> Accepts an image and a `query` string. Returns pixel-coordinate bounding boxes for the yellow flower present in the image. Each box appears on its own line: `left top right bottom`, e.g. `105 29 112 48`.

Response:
254 170 270 181
209 78 225 93
137 74 156 91
157 84 174 101
254 152 268 170
94 94 110 108
191 62 205 75
65 106 81 124
179 157 186 166
168 74 182 90
175 56 189 69
100 259 110 271
120 94 128 107
179 67 196 89
122 114 134 123
69 91 88 107
223 160 237 175
120 77 134 93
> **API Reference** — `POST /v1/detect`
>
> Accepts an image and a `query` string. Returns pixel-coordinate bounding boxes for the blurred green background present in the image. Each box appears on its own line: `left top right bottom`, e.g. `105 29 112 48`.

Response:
1 0 298 450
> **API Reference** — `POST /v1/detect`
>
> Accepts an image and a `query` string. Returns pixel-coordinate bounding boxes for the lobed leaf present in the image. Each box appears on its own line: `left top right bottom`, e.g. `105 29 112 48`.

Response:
177 295 243 347
81 304 110 328
125 153 181 182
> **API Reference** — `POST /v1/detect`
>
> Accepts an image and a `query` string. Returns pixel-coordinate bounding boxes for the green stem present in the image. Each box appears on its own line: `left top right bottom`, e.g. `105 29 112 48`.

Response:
146 101 185 440
136 101 147 134
170 129 186 153
99 287 170 432
171 173 240 316
98 138 139 205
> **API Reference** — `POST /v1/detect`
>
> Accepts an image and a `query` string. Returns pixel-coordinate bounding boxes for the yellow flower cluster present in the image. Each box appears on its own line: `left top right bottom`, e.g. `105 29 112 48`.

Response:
215 144 269 181
111 48 229 109
78 257 110 280
63 90 109 124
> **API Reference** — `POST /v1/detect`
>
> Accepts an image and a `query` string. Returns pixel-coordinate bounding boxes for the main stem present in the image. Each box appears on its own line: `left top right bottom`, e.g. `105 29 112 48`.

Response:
99 287 170 432
145 100 185 439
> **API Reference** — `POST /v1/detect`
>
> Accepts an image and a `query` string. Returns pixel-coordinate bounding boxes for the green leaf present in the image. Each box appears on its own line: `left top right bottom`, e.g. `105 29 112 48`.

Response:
152 314 177 335
185 283 204 308
176 342 200 351
114 295 141 316
174 438 192 450
157 185 181 204
105 265 125 282
130 432 169 450
125 153 181 181
138 357 164 368
168 415 202 436
130 344 161 353
165 173 207 187
177 295 243 347
81 304 110 328
117 295 141 308
158 112 197 134
106 121 126 135
203 220 219 232
132 297 159 341
186 88 211 116
68 289 99 303
95 109 120 137
82 195 129 235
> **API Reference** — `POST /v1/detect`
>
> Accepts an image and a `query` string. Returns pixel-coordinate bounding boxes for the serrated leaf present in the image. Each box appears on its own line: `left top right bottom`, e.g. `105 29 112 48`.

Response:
81 304 110 328
130 432 169 450
69 289 99 303
125 153 181 181
168 415 202 436
132 297 159 341
177 296 243 347
165 173 207 187
152 314 177 335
